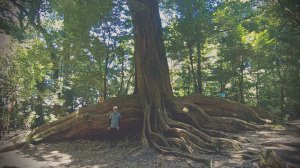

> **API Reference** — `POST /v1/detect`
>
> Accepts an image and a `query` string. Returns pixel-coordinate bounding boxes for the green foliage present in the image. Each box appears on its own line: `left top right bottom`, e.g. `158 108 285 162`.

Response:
165 0 299 118
1 0 299 129
51 0 113 43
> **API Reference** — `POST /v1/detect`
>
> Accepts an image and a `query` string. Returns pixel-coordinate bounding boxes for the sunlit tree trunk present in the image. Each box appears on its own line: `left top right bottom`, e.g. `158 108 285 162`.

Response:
239 55 245 104
255 72 260 107
196 42 202 94
187 65 192 95
104 47 109 101
128 0 174 143
118 50 125 96
188 46 198 93
255 61 261 107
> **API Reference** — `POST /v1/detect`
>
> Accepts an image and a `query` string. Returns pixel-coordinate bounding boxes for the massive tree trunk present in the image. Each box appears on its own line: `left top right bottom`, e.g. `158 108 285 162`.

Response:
128 0 174 144
27 0 268 163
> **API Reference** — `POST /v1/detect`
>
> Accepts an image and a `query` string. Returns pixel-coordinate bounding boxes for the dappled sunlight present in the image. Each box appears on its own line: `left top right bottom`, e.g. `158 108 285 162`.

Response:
91 164 109 168
41 150 72 164
182 107 189 113
0 149 72 168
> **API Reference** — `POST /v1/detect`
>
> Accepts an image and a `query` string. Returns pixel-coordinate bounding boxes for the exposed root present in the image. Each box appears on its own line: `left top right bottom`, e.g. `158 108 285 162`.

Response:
0 141 27 153
24 94 272 164
140 98 254 163
259 149 289 168
28 96 143 143
176 101 260 133
127 144 149 156
177 94 266 124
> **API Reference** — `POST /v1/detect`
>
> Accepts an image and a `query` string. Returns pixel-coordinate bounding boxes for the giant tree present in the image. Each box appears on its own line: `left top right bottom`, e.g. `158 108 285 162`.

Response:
2 0 268 163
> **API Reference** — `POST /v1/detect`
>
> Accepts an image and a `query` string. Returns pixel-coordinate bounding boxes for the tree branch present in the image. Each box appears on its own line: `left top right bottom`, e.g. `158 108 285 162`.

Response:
276 0 300 27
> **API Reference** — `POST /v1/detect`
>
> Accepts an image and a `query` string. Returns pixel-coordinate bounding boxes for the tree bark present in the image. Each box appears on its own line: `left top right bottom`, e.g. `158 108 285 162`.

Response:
128 0 174 144
125 74 133 95
128 0 172 98
196 42 202 94
126 0 263 160
133 48 138 95
27 94 264 138
188 45 198 93
104 46 109 101
118 50 125 96
29 96 143 142
187 65 192 95
239 55 245 104
102 23 113 101
99 61 104 102
276 0 300 27
255 71 260 107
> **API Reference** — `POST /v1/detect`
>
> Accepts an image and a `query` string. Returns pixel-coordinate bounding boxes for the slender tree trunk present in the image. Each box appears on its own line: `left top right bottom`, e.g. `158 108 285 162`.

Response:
254 55 262 107
277 63 284 112
104 48 109 101
118 51 125 96
0 97 3 139
239 55 245 104
133 48 138 95
102 24 113 101
188 46 198 93
187 65 192 95
125 74 133 94
6 100 12 134
0 119 2 139
219 61 225 96
13 100 17 129
99 62 104 102
280 84 284 112
220 83 225 94
276 0 300 27
94 47 104 103
196 42 202 94
256 72 260 107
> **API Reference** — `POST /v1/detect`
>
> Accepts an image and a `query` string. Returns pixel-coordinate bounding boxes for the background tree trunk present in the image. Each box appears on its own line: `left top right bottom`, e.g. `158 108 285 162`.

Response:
196 42 202 94
188 45 198 93
104 48 109 101
256 71 260 107
239 55 245 104
118 50 125 96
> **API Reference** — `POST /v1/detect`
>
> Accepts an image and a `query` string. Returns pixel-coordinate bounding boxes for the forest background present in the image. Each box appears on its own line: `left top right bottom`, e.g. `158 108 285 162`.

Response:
0 0 299 130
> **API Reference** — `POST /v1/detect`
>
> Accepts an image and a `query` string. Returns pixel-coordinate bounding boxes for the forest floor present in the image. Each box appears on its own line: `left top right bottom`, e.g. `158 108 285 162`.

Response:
0 120 299 168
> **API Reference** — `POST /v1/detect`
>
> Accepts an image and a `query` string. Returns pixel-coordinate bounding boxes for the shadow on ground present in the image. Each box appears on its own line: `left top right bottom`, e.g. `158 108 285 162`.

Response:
0 120 299 168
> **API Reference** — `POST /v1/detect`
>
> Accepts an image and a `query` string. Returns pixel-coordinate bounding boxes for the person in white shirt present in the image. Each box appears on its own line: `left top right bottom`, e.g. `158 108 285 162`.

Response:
108 106 121 148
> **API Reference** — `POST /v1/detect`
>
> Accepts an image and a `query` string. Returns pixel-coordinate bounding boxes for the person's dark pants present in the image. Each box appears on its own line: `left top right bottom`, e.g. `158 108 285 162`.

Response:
109 128 118 147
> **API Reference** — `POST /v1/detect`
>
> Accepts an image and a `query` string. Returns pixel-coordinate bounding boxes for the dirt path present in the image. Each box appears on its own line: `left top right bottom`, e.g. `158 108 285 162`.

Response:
0 120 299 168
